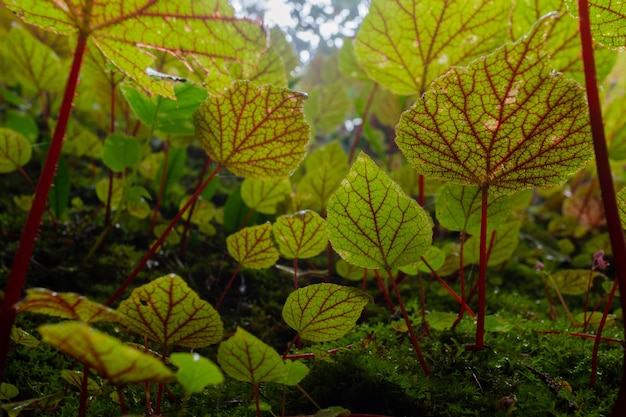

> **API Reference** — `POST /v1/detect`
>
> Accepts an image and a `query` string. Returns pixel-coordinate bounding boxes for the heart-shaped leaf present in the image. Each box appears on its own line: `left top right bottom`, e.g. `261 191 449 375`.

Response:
102 133 140 173
217 327 286 385
226 223 280 269
396 15 593 196
117 274 223 349
282 283 371 343
16 288 122 323
355 0 510 95
38 321 175 385
0 383 18 401
60 370 100 394
241 178 292 215
273 210 328 259
194 81 310 180
551 269 607 295
327 152 433 270
170 352 223 395
0 128 32 173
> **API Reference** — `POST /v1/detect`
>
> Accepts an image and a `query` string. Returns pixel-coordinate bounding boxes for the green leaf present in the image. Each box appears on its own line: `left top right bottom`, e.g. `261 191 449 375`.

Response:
217 327 286 385
436 184 511 235
16 288 122 323
1 393 63 417
280 360 310 386
282 283 371 342
10 326 40 348
95 177 124 209
38 321 175 385
618 187 626 227
0 383 18 401
194 81 310 180
463 220 522 266
156 146 186 201
60 370 100 394
273 210 328 259
0 128 32 173
426 311 458 331
223 185 257 233
566 0 626 51
247 46 288 87
327 152 433 270
117 274 223 348
483 315 514 333
355 0 510 95
400 246 447 275
102 133 141 173
226 223 280 269
335 259 374 282
305 83 351 134
396 15 593 196
121 83 208 135
241 178 292 215
179 196 215 225
551 269 606 295
170 352 223 395
7 1 267 98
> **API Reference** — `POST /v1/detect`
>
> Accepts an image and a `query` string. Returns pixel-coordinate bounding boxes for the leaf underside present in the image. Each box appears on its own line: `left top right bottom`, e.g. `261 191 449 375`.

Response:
273 210 328 259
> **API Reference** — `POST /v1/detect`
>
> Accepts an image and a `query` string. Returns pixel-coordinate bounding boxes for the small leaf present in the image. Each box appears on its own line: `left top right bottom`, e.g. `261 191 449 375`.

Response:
38 322 175 385
551 270 606 295
396 15 593 196
483 315 513 333
0 383 18 401
102 133 141 172
273 210 328 259
10 326 40 348
179 196 215 225
16 288 122 323
226 223 280 269
95 177 124 209
60 370 100 394
47 156 70 218
280 360 310 386
314 406 352 417
117 274 223 348
426 311 458 331
194 81 310 180
282 283 371 342
170 352 223 395
436 184 511 235
1 393 63 417
241 178 292 215
335 260 374 282
217 327 286 385
327 152 433 270
0 128 32 173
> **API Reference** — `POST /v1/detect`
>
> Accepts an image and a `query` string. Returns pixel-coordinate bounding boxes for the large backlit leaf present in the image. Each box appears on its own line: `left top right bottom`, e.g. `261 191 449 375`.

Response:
6 1 266 98
117 274 223 348
355 0 510 95
217 327 286 384
327 152 433 270
38 321 175 385
194 81 310 180
226 223 280 269
241 178 292 215
0 128 32 173
16 288 122 323
170 352 223 395
566 0 626 51
396 15 592 196
282 283 370 343
273 210 328 259
436 184 511 235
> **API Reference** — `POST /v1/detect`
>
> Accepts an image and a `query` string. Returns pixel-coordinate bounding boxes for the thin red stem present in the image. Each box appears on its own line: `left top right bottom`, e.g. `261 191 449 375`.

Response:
591 279 619 387
105 166 222 306
373 269 395 311
421 256 475 318
471 187 489 350
78 363 89 417
215 264 242 310
0 33 88 378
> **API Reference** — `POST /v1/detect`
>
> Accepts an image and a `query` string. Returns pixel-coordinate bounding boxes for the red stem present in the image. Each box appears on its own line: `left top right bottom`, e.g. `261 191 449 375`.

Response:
591 279 619 387
215 264 242 310
78 363 89 417
577 0 626 411
373 269 395 311
0 33 88 378
421 256 475 318
105 166 222 306
471 187 489 350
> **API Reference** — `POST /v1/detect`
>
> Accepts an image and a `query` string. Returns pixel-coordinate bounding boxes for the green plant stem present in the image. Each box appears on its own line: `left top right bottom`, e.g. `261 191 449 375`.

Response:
386 268 430 375
546 272 578 327
0 32 88 378
577 0 626 412
105 166 222 306
215 264 242 310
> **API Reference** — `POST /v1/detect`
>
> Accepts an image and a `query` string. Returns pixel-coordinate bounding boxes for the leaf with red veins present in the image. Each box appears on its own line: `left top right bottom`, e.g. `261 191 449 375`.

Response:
226 223 280 269
355 0 511 95
282 283 371 343
117 274 223 349
327 152 433 270
396 15 593 196
241 178 291 215
566 0 626 51
16 288 122 323
38 321 175 385
273 210 328 259
217 327 286 385
6 0 267 98
194 81 310 180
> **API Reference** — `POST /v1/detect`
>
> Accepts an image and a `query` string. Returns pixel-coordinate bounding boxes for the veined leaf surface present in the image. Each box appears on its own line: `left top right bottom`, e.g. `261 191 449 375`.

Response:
241 178 291 215
355 0 510 95
0 128 32 174
5 0 266 98
226 223 280 269
38 321 175 385
327 152 433 269
282 283 371 342
217 327 286 385
16 288 121 323
117 274 223 348
273 210 328 259
194 81 310 180
170 352 223 395
396 15 592 196
463 220 522 266
566 0 626 51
